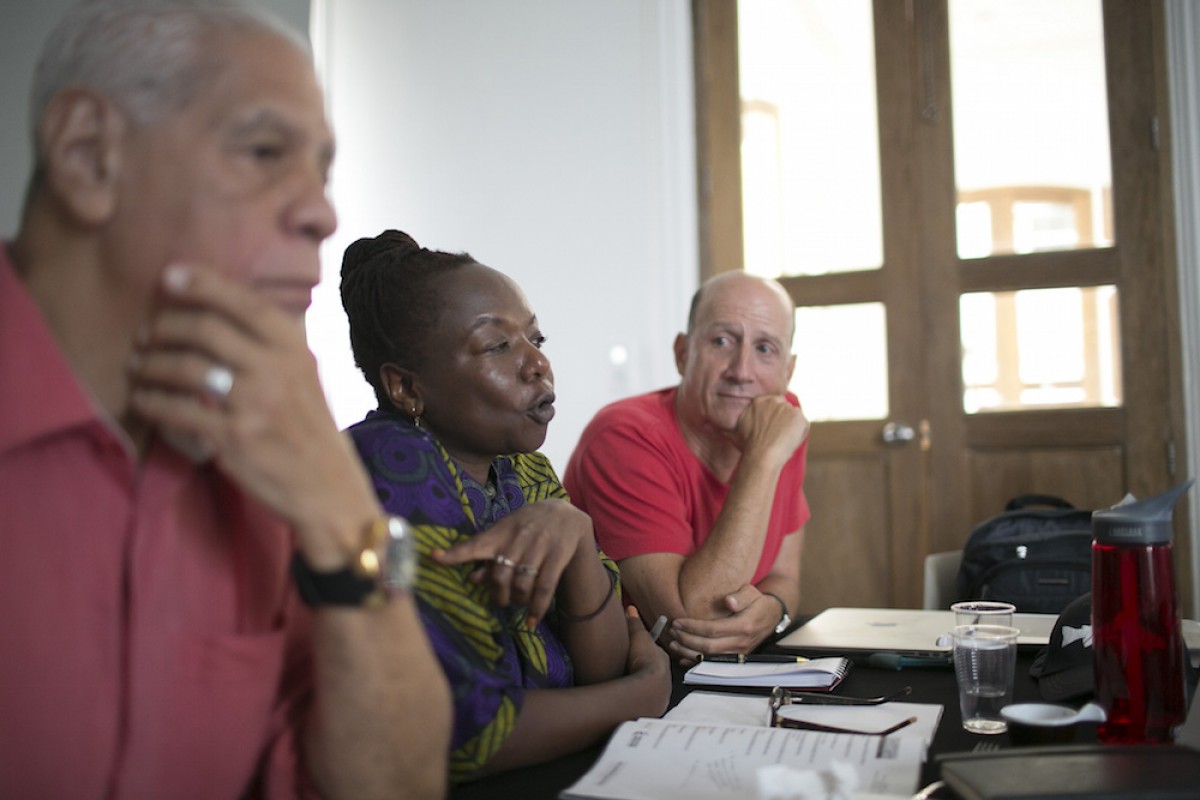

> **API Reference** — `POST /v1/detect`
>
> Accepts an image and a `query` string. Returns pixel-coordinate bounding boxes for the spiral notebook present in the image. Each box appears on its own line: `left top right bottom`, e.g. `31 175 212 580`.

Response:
682 656 850 691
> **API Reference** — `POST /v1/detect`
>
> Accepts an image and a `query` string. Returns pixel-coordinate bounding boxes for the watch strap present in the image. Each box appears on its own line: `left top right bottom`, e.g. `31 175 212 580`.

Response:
292 553 381 606
291 515 414 607
764 591 791 634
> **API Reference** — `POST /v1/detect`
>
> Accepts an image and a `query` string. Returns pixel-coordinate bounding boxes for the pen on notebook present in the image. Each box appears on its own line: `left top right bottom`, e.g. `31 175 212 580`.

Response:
701 654 810 664
649 614 669 643
878 716 919 736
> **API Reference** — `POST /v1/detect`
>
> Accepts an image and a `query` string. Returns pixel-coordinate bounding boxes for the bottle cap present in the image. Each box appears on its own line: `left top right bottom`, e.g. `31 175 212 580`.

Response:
1091 479 1194 546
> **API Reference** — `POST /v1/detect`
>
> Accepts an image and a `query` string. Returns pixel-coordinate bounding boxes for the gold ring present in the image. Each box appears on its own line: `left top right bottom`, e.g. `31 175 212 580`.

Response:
494 554 516 568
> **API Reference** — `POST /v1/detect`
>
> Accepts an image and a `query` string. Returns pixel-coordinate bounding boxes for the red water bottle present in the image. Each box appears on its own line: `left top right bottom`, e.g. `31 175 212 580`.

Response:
1091 479 1193 744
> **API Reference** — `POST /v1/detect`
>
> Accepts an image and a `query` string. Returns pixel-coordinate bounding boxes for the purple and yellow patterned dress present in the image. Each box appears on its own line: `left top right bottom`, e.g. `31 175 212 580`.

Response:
348 410 619 781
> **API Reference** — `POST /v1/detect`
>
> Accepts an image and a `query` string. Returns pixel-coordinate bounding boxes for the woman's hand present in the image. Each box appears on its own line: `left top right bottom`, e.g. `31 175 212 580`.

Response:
430 499 595 625
623 607 672 716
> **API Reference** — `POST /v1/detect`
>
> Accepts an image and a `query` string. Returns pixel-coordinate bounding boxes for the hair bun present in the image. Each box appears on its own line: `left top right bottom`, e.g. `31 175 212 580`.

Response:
341 229 422 282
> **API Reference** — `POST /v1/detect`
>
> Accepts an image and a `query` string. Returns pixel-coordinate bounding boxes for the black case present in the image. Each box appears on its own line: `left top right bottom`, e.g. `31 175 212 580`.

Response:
936 744 1200 799
956 494 1093 615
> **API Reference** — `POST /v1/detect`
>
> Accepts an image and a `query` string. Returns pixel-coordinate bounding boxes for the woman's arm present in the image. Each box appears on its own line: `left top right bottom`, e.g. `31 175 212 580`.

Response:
553 534 629 684
474 609 671 777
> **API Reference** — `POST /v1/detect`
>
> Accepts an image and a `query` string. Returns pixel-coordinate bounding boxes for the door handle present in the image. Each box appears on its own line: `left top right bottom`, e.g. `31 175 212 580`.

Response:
881 421 915 444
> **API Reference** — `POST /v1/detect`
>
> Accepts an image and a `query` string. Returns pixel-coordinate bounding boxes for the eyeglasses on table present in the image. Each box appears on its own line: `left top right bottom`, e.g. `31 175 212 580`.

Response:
767 685 916 735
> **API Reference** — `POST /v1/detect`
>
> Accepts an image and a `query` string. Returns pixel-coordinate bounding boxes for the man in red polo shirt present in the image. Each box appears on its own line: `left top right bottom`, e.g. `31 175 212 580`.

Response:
565 271 810 664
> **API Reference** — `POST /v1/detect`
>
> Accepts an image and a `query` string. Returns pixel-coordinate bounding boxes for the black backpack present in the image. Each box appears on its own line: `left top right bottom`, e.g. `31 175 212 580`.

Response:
955 494 1094 615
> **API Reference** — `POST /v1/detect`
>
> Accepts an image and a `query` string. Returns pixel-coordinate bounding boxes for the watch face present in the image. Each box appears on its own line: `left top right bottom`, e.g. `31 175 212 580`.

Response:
775 614 792 635
382 516 416 592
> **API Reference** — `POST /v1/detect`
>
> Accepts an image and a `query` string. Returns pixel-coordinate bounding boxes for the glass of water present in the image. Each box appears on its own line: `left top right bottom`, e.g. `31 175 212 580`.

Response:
951 600 1015 628
953 624 1020 734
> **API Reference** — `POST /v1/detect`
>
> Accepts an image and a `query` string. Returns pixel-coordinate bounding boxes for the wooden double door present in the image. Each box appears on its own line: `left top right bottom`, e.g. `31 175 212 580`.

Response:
694 0 1188 611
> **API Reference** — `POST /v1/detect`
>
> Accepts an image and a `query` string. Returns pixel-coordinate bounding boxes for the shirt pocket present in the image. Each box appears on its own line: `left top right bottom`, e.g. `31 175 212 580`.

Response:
123 628 295 800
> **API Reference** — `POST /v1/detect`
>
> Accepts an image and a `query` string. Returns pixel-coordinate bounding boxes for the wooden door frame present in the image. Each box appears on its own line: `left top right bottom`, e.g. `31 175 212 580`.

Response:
692 0 743 280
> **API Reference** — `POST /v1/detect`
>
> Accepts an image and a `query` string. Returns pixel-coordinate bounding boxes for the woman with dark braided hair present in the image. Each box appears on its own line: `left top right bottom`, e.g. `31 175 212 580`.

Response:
339 230 671 782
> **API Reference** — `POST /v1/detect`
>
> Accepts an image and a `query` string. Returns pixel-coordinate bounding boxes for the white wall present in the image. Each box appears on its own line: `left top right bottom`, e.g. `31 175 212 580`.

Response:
1167 0 1200 615
309 0 697 469
0 6 43 232
0 0 695 473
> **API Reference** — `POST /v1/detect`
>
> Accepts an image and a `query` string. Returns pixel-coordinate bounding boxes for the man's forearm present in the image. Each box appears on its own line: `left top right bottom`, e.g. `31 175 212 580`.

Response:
305 601 451 800
676 456 785 616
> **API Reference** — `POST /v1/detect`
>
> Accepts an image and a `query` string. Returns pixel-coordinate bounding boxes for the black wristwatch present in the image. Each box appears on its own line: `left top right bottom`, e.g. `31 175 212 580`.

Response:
292 515 415 607
765 592 792 635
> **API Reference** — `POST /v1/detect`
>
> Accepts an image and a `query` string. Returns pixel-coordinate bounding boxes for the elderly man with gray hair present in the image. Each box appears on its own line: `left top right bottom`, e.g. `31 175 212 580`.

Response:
0 2 450 797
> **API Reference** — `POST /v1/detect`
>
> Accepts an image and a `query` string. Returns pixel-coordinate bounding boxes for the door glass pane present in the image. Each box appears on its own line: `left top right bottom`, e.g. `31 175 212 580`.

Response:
949 0 1112 259
960 286 1121 413
739 0 883 277
793 303 888 421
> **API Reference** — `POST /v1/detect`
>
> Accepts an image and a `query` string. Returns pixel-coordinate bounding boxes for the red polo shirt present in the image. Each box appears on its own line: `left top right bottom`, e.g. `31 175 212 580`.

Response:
0 245 314 798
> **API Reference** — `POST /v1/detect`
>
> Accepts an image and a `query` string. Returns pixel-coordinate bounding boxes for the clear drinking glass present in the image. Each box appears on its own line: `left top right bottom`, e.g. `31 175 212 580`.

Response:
952 601 1015 628
953 624 1020 734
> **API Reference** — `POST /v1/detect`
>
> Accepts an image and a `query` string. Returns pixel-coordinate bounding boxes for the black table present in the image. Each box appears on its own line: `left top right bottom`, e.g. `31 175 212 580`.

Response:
450 644 1070 799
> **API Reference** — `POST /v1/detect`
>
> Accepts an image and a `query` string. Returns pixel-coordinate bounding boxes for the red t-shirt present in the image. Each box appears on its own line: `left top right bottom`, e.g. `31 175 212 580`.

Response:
563 387 809 589
0 247 314 799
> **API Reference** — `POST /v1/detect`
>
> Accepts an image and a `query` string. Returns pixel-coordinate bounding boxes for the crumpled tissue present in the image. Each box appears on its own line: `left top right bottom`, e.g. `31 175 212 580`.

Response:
756 761 859 800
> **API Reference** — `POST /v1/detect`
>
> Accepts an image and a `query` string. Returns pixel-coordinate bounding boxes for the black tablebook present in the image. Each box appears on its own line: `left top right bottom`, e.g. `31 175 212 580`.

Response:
935 745 1200 799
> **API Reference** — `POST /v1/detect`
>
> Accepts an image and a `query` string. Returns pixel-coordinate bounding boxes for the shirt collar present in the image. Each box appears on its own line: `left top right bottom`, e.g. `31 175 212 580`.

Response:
0 243 106 454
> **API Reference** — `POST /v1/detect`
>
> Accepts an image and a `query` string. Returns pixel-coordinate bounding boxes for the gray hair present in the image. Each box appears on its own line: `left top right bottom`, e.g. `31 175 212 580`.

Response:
30 0 309 154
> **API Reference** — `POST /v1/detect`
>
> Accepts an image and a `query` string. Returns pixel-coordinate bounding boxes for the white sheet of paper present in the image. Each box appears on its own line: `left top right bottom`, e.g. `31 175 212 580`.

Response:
559 718 927 800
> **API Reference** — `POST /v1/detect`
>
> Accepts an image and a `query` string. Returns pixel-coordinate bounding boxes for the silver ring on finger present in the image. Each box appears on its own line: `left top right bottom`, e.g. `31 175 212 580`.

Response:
203 364 234 401
515 563 539 577
494 554 516 568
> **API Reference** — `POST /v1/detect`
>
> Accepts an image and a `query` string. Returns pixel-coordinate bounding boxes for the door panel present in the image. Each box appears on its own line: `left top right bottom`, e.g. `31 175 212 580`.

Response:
967 447 1125 525
799 454 892 608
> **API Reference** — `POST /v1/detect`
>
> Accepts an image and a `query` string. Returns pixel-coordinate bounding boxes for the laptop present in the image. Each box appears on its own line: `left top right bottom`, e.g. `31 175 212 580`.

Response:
775 607 1056 658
